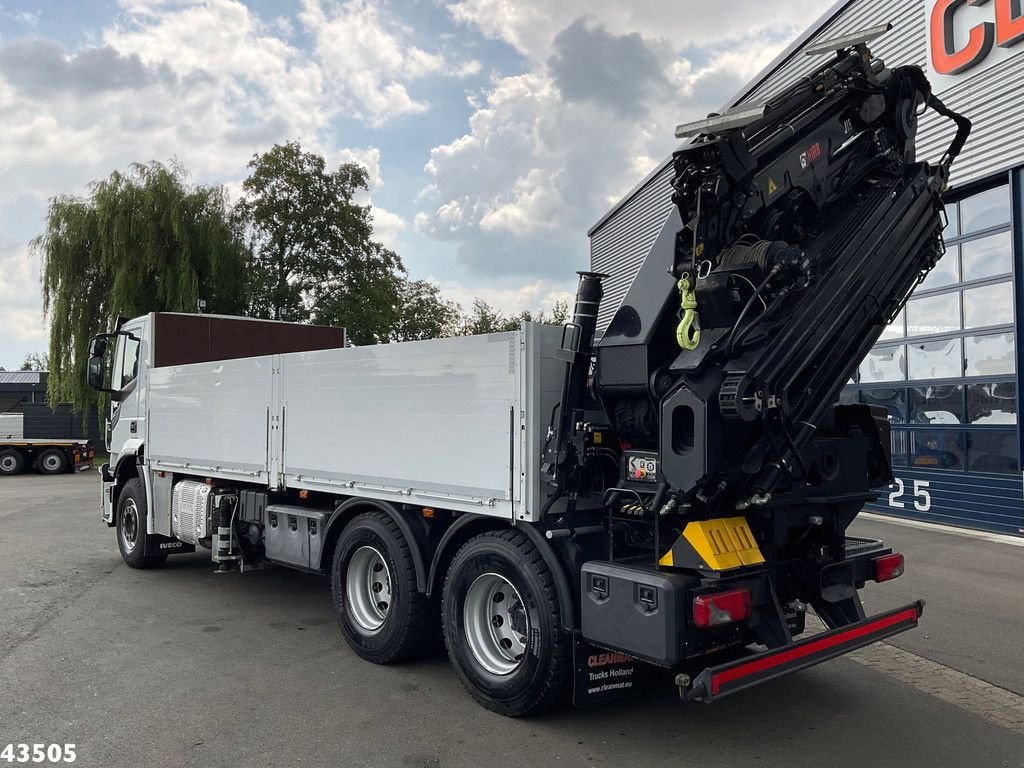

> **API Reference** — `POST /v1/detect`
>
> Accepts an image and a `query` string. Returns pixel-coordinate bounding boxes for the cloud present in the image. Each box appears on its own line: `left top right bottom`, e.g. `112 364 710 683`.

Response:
0 38 174 95
299 0 482 125
548 17 669 118
0 1 338 208
435 278 575 317
0 239 35 306
416 13 797 281
445 0 806 59
0 239 46 346
0 0 403 365
1 7 41 27
0 0 815 366
370 207 407 250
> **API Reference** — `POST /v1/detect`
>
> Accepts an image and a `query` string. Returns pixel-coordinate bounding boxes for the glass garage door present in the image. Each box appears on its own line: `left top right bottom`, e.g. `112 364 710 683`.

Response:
845 181 1024 535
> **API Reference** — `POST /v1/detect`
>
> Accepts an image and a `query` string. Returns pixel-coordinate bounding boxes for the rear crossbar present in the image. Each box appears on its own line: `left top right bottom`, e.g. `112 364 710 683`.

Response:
679 601 924 702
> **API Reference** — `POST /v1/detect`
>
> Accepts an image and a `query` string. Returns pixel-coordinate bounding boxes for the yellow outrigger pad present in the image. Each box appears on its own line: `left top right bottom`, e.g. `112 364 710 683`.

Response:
659 517 765 571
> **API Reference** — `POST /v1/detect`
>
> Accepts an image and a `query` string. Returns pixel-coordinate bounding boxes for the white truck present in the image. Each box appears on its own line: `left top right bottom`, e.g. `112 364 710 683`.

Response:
90 34 974 716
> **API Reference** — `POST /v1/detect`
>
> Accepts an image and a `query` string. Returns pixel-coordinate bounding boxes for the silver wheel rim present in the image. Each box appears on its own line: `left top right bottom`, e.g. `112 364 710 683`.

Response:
42 452 62 471
346 545 393 634
463 573 529 676
0 455 15 472
121 499 140 553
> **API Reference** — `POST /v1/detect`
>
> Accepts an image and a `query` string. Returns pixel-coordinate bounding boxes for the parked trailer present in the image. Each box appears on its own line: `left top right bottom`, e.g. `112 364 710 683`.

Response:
0 438 94 476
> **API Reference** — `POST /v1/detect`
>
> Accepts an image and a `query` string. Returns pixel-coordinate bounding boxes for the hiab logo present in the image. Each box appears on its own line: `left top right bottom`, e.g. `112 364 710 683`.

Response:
928 0 1024 85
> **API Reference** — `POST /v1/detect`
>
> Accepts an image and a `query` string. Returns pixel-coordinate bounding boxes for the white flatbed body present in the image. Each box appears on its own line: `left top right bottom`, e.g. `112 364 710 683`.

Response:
145 324 565 530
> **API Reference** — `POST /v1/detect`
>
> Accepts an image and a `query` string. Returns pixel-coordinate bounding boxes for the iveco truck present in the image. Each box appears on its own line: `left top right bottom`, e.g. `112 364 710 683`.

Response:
89 30 971 716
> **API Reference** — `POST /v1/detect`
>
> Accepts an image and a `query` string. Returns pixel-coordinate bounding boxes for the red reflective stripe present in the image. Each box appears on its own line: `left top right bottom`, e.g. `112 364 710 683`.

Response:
711 608 919 695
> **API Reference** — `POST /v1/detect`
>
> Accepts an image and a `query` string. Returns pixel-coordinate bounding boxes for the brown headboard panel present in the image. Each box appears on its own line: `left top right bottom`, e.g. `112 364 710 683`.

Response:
152 313 346 368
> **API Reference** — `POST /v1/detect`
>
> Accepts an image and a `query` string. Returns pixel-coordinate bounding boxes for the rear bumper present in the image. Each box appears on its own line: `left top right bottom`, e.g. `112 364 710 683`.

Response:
680 601 924 702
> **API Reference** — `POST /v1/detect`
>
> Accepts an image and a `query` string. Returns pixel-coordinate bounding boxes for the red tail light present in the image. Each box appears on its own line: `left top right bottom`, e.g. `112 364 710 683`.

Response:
693 588 752 628
872 553 905 583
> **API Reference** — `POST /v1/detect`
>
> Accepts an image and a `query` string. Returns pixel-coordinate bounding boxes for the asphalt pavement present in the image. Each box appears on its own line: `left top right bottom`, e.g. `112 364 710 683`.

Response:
1 472 1021 768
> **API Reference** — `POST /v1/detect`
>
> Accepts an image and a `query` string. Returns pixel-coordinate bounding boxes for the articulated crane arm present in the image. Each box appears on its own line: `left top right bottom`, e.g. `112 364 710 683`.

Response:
593 27 971 522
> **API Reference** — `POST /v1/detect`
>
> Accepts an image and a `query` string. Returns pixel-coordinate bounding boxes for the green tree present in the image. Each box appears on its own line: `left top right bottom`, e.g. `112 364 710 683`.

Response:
390 279 463 342
35 160 249 410
460 299 570 335
461 299 517 335
19 352 49 371
239 140 461 344
237 141 374 323
310 247 462 345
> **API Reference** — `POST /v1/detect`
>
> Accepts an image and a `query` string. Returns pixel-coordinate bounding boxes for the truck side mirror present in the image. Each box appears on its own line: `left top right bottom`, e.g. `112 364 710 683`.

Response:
86 333 115 394
89 336 107 357
87 355 106 391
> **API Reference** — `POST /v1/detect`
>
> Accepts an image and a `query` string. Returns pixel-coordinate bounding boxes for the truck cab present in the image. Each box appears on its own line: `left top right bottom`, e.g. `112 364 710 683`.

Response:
88 313 346 526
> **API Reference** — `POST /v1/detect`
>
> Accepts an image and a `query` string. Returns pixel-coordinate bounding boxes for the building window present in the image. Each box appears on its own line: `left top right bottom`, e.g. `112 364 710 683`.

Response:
879 308 906 340
961 231 1012 280
909 385 964 424
967 382 1017 424
907 292 960 337
963 282 1014 329
860 346 906 383
863 387 908 423
911 430 965 470
958 185 1011 235
848 179 1018 476
964 332 1015 376
920 247 959 290
908 338 961 380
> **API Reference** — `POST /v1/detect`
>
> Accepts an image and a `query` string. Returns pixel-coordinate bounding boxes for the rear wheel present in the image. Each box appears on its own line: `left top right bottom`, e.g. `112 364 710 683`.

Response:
116 478 167 569
37 448 68 475
442 529 571 716
0 449 24 476
331 510 438 664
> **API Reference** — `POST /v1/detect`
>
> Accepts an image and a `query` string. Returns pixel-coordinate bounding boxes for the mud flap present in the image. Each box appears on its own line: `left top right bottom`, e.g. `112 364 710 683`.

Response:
145 534 195 557
572 635 654 706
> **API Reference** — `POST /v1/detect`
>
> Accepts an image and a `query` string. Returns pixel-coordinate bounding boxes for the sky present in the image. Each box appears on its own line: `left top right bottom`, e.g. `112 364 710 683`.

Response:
0 0 813 369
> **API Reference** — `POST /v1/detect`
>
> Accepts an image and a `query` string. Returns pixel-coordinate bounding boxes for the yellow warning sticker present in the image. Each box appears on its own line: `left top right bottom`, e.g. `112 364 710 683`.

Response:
767 177 778 196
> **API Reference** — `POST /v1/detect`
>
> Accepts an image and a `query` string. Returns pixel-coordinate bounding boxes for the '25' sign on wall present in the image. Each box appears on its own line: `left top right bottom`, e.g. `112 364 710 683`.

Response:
886 478 933 512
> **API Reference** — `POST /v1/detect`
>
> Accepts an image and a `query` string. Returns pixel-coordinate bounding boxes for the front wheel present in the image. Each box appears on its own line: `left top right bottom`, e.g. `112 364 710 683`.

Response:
442 529 571 716
116 478 167 569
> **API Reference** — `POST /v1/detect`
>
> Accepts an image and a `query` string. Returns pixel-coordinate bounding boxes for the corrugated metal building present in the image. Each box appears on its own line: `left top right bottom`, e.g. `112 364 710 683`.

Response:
589 0 1024 535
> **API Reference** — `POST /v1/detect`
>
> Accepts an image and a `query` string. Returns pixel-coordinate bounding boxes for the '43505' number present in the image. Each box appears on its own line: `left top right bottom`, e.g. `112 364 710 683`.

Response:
0 745 76 764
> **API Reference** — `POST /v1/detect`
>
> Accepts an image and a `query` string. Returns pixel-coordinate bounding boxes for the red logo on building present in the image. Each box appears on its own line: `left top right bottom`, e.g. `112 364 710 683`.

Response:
930 0 1024 76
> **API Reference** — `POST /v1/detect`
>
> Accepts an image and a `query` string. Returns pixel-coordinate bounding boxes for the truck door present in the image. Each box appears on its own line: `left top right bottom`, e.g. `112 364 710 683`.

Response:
109 320 144 457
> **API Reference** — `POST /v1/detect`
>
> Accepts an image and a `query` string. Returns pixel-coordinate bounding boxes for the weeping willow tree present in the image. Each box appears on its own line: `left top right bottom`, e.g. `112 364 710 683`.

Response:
35 160 250 410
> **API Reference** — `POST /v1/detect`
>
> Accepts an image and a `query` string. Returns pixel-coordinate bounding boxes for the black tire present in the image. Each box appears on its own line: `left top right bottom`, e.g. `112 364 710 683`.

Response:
116 478 167 569
37 448 69 475
0 449 24 476
442 529 571 717
331 510 438 664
